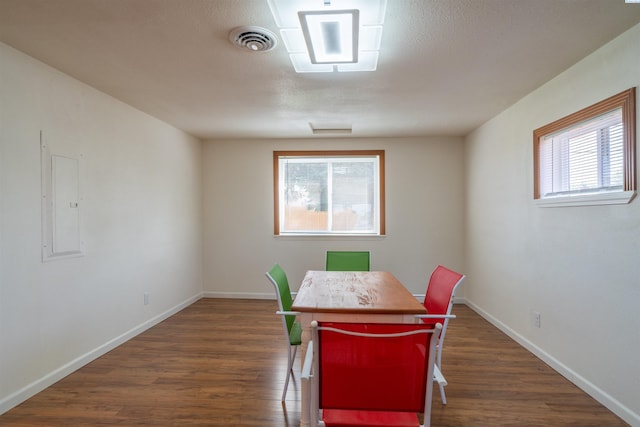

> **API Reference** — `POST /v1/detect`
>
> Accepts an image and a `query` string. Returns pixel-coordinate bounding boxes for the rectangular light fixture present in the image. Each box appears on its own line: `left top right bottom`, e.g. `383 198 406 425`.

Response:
309 122 353 135
267 0 387 73
298 10 359 64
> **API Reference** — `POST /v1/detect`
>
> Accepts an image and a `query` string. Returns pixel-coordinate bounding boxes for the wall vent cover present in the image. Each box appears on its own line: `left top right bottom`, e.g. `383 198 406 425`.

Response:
229 26 278 52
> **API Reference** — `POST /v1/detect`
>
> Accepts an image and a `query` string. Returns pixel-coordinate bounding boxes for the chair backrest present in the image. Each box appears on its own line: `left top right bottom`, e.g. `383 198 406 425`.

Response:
325 251 370 271
423 265 465 333
266 263 295 334
309 321 441 421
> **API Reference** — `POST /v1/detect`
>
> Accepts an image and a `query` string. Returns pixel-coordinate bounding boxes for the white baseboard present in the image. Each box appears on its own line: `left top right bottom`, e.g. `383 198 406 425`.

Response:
464 299 639 426
202 291 274 300
0 293 203 416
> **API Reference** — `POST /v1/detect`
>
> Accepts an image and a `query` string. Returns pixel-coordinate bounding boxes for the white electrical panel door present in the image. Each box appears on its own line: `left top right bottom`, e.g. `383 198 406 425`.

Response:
52 155 80 254
41 134 84 262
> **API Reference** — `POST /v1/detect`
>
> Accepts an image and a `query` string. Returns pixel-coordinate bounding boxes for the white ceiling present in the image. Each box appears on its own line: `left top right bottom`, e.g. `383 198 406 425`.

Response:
1 0 640 140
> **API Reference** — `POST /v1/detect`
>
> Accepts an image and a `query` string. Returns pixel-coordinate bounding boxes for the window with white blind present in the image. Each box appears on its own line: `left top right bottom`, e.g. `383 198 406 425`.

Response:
534 88 636 206
273 150 385 235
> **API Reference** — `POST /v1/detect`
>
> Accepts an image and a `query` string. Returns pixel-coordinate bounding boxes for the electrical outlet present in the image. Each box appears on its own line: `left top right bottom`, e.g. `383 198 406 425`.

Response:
533 310 541 328
144 292 150 306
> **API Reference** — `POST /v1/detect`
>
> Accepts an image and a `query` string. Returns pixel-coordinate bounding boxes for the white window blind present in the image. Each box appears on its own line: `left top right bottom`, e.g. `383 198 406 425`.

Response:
538 109 623 198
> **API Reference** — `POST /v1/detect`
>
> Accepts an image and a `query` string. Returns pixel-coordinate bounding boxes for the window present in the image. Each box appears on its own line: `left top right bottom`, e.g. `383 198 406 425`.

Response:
533 88 636 206
274 150 385 235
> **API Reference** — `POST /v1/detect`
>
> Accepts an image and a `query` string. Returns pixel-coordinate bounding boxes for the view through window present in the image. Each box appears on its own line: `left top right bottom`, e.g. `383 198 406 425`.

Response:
274 150 385 235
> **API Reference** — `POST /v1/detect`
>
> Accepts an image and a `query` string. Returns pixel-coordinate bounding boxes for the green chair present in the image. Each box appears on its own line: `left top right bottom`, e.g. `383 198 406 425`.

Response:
325 251 371 271
266 263 302 401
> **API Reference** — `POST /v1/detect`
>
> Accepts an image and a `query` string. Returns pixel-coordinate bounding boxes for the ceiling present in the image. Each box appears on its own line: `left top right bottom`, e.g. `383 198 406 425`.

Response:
1 0 640 140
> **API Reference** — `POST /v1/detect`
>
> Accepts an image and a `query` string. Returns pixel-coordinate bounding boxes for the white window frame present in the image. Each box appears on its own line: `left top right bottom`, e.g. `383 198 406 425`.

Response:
533 88 636 207
273 150 385 236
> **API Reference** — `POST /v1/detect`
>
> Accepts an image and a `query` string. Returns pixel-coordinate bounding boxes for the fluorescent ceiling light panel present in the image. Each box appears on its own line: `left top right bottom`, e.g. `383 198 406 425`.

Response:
358 26 383 51
267 0 387 73
289 53 335 73
299 10 358 64
312 128 353 135
309 122 353 134
280 28 307 52
337 51 378 72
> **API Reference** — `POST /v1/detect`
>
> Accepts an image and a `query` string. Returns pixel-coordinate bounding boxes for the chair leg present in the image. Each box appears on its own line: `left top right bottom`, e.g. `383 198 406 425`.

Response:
290 345 298 373
438 381 447 405
436 345 447 405
281 345 297 401
433 364 448 405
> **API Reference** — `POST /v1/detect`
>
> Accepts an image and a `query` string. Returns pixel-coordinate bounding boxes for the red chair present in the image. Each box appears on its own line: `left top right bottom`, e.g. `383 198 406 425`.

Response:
417 265 465 405
302 321 442 427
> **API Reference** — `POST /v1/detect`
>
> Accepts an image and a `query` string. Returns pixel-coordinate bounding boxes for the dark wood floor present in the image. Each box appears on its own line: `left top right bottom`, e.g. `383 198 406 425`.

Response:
0 298 628 426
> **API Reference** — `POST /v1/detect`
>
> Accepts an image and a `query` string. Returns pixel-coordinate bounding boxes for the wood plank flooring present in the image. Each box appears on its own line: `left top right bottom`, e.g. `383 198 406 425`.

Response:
0 298 628 426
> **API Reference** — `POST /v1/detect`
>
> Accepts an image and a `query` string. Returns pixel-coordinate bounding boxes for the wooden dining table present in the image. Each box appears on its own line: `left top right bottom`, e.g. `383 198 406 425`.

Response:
292 270 426 427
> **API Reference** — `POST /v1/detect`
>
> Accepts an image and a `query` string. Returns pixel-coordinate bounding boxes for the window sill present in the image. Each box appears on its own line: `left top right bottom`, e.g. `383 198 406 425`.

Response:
535 190 636 207
274 234 386 239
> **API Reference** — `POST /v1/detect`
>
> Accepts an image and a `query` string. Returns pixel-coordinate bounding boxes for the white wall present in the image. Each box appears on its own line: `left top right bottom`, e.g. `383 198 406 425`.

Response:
202 137 466 298
465 24 640 425
0 43 204 413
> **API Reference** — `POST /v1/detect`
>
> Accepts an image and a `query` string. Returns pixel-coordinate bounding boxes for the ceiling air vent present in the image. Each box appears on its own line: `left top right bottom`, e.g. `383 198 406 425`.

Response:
229 26 278 52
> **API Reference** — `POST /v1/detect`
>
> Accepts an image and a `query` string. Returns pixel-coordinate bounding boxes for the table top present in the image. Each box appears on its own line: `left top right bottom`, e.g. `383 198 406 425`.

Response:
292 270 426 314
